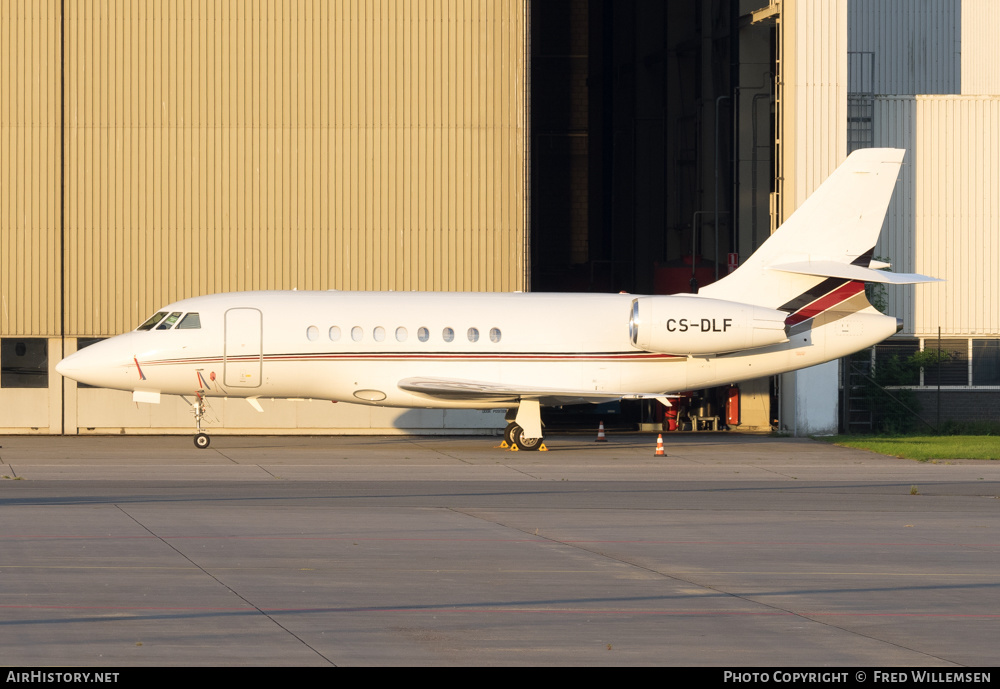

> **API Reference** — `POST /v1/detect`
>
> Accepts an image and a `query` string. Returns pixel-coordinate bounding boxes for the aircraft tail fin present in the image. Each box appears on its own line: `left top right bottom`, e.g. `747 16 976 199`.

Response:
698 148 936 321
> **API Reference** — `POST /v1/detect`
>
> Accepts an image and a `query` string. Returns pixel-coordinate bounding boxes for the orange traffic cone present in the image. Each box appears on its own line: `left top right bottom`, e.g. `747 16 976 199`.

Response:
654 434 665 456
595 421 608 442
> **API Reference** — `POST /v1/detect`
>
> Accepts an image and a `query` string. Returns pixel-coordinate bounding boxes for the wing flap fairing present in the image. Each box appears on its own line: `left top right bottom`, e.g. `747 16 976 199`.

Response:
398 377 673 407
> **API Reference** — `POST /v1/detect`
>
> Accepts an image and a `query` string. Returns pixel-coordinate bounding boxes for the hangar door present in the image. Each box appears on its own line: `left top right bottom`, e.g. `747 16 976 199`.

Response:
224 308 263 387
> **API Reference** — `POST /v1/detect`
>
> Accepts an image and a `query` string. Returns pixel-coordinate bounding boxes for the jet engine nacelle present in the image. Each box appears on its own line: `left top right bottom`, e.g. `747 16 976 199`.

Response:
629 296 789 355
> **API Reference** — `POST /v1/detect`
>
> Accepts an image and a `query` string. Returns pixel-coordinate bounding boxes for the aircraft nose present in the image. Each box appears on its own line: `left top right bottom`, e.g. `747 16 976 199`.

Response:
55 349 86 378
56 334 135 390
54 356 70 377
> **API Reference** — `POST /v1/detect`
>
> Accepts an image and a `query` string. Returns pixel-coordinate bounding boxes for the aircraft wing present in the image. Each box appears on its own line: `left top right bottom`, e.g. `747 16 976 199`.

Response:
398 377 674 407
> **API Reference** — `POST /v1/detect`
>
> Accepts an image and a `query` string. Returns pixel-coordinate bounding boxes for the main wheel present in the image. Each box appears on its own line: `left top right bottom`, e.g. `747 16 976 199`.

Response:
511 425 543 451
194 433 211 449
504 422 517 446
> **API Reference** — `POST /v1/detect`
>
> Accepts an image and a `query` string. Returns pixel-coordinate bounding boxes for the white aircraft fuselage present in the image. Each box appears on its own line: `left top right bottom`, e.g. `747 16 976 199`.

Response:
56 289 897 409
55 149 939 448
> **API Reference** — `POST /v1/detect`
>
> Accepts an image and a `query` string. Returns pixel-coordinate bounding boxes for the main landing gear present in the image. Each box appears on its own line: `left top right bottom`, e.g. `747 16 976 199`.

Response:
503 402 546 451
504 422 545 451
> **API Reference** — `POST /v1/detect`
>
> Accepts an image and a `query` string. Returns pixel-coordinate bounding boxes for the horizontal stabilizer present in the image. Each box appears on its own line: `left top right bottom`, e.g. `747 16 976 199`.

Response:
767 261 942 285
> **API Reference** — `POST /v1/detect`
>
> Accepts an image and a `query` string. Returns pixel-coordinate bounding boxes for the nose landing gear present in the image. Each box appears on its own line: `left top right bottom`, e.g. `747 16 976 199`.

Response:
192 396 211 449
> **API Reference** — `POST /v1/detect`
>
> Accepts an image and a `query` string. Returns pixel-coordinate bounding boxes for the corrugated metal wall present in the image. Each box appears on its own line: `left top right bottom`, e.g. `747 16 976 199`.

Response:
778 0 848 437
872 96 916 332
848 0 960 96
782 0 847 213
961 0 1000 95
915 95 1000 336
874 95 1000 337
849 0 1000 96
2 0 528 338
851 2 1000 338
0 0 61 337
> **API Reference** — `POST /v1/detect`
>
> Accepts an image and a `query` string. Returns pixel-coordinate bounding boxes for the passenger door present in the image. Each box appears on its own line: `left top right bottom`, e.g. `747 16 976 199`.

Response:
224 308 262 387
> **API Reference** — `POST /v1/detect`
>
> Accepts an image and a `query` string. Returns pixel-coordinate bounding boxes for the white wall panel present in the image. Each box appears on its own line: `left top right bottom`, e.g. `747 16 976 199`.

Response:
914 96 1000 336
779 0 847 437
961 0 1000 95
783 0 848 212
871 95 999 337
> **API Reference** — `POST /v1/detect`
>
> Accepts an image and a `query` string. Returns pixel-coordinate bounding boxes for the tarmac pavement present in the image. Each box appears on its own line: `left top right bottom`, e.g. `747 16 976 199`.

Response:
1 433 997 666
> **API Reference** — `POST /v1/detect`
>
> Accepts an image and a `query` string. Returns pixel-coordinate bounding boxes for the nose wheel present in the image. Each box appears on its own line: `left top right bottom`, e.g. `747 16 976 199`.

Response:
194 433 211 449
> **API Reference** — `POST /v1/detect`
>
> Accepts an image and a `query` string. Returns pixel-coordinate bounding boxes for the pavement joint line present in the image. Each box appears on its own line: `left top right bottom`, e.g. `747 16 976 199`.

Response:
444 504 995 664
112 503 337 666
451 505 900 638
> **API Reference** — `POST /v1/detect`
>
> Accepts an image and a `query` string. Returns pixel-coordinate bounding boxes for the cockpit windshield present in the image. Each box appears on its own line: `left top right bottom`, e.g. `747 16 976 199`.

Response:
136 312 167 331
136 311 203 331
177 313 201 329
156 312 183 329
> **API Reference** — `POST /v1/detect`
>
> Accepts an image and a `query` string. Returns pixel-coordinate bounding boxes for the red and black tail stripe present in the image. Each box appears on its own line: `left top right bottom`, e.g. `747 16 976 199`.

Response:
782 279 866 330
779 277 851 319
777 246 877 330
851 246 876 269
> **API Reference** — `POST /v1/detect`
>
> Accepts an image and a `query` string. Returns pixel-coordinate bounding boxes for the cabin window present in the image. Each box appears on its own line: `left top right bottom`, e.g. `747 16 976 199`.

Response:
177 313 201 329
307 326 319 341
156 312 183 330
373 326 386 342
467 327 479 343
137 312 167 331
0 338 48 388
351 326 363 342
417 327 430 342
329 326 341 341
490 328 502 343
395 327 408 342
442 327 454 343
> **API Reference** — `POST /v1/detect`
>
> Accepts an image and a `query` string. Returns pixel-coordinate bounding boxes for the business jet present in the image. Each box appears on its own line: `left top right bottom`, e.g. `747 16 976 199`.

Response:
56 148 938 449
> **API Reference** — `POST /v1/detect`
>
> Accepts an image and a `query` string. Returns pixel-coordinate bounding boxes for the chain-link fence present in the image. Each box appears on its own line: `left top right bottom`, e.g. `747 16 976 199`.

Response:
841 335 1000 433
